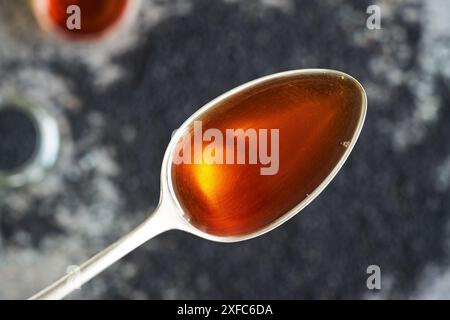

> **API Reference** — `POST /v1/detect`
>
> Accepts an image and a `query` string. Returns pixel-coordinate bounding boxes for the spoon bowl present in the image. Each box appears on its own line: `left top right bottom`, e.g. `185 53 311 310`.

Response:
30 69 366 299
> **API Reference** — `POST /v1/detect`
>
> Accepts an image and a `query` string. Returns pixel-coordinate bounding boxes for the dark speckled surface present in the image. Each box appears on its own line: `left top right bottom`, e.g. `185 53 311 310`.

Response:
1 0 450 299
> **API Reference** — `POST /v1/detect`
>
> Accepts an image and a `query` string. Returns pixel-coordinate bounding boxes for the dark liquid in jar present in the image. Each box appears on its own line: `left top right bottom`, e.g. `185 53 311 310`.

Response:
46 0 129 39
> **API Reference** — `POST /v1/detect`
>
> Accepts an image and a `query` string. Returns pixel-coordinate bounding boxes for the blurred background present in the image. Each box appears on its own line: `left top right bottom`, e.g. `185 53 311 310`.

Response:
0 0 449 299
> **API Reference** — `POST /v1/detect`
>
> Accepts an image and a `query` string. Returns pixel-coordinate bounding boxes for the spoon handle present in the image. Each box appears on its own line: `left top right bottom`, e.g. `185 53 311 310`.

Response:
29 206 171 300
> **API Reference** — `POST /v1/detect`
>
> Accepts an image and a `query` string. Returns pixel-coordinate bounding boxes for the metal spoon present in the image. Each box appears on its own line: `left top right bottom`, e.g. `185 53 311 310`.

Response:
30 69 367 300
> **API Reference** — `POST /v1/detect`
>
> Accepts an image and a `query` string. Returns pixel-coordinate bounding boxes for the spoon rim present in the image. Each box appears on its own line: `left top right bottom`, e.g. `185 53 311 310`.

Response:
162 68 367 242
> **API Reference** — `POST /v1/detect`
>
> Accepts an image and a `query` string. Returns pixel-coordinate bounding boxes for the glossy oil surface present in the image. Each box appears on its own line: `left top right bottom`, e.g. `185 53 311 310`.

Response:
171 72 364 236
46 0 128 38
